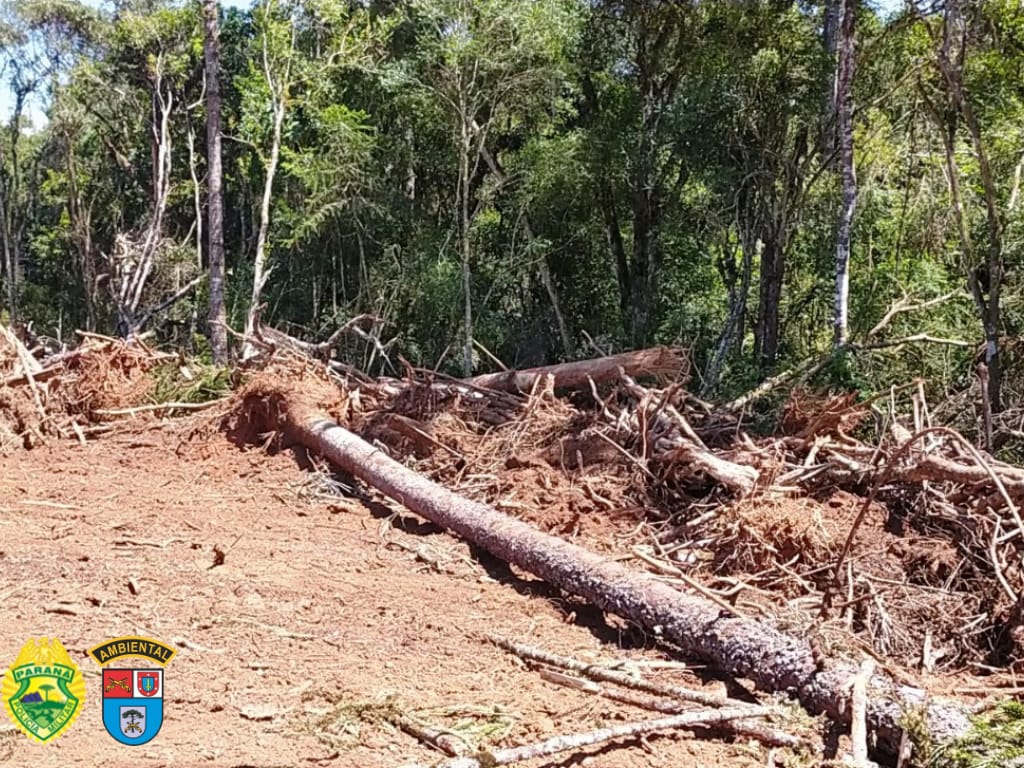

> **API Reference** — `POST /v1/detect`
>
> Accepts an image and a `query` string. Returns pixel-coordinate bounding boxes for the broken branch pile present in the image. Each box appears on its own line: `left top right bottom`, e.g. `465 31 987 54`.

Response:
354 369 1024 677
0 323 221 449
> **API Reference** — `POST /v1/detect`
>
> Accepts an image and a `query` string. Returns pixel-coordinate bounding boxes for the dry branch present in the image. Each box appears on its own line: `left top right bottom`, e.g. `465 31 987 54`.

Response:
400 707 763 768
487 635 731 708
465 346 687 393
259 315 382 358
491 635 805 749
245 382 971 757
620 376 758 494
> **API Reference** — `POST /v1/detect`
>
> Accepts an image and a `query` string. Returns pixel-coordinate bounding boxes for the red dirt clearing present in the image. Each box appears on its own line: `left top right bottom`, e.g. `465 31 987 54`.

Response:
0 422 768 767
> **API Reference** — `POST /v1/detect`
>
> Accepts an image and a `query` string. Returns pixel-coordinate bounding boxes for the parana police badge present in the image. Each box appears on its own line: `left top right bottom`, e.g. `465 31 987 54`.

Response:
89 636 175 746
1 637 85 743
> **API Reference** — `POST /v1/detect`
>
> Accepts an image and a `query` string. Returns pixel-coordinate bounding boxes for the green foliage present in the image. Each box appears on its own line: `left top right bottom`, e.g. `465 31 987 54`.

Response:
937 700 1024 768
3 0 1024 414
151 361 232 404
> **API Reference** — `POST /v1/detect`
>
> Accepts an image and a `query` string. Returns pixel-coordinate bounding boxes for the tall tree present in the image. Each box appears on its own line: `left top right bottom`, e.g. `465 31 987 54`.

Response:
0 0 97 322
203 0 228 364
914 0 1011 439
833 0 857 347
240 0 293 358
579 0 694 348
409 0 577 374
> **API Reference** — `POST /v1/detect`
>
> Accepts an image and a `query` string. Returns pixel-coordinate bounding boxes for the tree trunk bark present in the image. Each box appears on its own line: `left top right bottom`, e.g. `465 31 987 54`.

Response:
821 0 841 164
466 346 686 394
833 0 857 348
755 233 785 372
0 188 17 324
460 110 474 377
203 0 229 365
245 384 971 758
598 179 631 325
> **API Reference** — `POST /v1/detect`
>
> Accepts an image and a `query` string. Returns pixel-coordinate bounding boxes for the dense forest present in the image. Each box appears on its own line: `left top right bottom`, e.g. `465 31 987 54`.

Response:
1 0 1022 425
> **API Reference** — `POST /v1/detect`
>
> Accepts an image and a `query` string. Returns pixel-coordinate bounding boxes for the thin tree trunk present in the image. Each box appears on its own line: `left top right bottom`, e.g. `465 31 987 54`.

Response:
65 145 97 332
0 189 16 324
243 17 292 359
460 112 474 377
0 113 18 324
529 219 574 361
704 238 753 395
630 87 660 348
187 124 204 271
935 0 1003 414
244 384 972 758
598 179 630 323
833 0 857 348
203 0 228 364
821 0 841 163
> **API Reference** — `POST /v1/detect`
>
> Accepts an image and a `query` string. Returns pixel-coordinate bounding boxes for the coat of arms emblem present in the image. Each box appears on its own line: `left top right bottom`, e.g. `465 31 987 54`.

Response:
1 637 85 742
101 669 164 745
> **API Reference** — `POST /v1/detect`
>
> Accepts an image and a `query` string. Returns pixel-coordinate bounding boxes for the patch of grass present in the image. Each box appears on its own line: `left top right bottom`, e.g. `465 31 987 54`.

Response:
934 700 1024 768
899 704 936 768
411 703 517 748
308 696 401 749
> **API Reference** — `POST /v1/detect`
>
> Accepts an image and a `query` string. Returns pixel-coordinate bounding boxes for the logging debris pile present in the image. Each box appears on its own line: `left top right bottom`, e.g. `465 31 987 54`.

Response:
287 361 1024 681
0 327 230 449
5 325 1024 690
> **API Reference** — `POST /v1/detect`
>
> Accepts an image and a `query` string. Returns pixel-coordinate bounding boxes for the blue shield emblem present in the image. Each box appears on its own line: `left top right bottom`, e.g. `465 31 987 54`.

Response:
101 669 164 746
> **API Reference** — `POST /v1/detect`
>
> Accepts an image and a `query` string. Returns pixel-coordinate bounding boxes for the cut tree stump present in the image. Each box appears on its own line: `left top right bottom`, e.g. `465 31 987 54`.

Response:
465 346 687 393
244 382 971 757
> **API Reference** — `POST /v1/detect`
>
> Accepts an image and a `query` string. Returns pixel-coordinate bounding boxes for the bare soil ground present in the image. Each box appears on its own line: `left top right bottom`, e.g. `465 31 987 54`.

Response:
0 420 769 767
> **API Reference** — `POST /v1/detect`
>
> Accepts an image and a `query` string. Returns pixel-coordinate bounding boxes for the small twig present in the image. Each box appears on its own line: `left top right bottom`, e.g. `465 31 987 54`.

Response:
632 547 747 619
867 291 961 337
94 399 228 417
390 713 467 757
472 338 509 371
114 538 185 548
592 429 657 480
849 657 877 766
134 273 206 332
851 333 970 350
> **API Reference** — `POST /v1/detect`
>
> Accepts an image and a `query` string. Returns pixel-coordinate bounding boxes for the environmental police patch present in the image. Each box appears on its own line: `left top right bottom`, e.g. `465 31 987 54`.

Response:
88 636 176 667
1 637 85 743
91 636 175 746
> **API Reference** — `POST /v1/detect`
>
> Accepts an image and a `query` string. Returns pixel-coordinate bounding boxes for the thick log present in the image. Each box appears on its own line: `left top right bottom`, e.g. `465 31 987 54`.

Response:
249 385 971 757
465 346 687 394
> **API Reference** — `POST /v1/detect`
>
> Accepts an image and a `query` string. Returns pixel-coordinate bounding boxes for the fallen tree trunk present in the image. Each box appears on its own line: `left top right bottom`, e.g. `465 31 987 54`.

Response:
246 383 971 757
466 346 687 394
